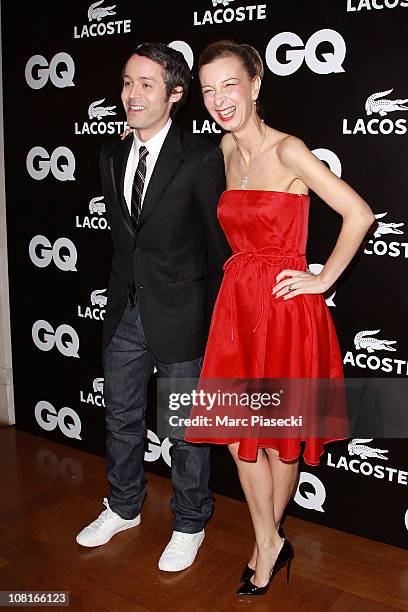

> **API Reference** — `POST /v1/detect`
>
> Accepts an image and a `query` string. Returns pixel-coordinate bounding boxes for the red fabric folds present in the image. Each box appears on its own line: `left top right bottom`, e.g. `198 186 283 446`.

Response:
185 190 348 464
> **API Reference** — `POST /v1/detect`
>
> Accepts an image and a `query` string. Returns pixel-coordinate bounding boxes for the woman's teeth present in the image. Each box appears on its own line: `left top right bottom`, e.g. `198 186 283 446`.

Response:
217 107 236 120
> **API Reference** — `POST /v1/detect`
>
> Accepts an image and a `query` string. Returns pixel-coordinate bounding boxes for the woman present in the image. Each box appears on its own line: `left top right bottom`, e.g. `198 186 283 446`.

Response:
185 40 374 596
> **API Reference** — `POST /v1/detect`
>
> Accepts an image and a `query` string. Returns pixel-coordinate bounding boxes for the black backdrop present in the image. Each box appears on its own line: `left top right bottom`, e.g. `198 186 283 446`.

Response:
2 0 407 549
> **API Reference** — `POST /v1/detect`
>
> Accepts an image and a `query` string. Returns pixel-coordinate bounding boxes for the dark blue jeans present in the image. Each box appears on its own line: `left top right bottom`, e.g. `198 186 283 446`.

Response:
104 302 213 533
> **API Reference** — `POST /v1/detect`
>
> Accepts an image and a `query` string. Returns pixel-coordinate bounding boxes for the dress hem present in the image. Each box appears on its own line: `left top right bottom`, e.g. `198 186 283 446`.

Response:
185 435 350 465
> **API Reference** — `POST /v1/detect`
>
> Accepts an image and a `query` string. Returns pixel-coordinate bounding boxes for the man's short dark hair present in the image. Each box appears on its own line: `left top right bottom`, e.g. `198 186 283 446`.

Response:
123 42 191 117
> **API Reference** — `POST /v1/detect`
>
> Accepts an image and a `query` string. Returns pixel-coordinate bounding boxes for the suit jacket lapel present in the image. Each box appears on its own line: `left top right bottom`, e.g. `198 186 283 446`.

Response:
111 133 134 238
139 122 184 228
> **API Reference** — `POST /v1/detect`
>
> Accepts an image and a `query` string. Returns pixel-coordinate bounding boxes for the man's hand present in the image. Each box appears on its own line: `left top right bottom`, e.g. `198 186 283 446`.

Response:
120 127 135 140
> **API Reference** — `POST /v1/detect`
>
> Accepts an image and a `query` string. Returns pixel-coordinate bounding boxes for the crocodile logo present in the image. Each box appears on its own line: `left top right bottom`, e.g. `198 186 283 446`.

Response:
93 377 104 393
354 330 397 353
365 89 408 117
212 0 234 5
89 196 106 216
90 288 107 307
88 99 116 121
373 212 404 238
348 439 389 461
88 1 116 22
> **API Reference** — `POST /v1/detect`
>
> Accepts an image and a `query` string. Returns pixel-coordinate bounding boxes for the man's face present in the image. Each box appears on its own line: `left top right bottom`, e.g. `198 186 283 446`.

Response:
121 54 176 141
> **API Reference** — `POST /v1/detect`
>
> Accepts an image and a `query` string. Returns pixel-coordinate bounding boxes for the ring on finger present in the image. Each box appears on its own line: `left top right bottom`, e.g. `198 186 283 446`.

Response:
287 284 293 292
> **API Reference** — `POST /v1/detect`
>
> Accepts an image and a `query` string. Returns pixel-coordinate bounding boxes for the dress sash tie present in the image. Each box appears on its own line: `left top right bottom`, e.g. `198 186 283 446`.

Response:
222 246 299 340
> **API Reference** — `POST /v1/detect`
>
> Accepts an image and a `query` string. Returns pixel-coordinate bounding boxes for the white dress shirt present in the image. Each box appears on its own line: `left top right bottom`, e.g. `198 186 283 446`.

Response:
124 118 172 212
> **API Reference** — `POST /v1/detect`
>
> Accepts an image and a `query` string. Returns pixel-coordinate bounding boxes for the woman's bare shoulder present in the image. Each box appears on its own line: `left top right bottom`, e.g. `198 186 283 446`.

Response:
275 133 308 160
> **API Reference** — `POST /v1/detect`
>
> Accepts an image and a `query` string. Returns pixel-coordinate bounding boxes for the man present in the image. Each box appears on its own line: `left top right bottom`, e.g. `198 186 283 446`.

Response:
76 43 230 572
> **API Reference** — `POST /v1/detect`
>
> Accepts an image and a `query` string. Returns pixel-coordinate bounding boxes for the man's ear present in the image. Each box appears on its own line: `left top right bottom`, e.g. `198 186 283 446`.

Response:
170 85 183 103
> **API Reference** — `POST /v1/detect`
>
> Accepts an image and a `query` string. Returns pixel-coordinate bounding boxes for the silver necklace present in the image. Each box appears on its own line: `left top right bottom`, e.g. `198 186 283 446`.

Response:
240 121 267 190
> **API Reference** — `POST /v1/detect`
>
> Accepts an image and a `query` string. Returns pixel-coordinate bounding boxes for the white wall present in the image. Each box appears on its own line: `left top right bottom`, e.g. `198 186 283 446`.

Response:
0 0 15 424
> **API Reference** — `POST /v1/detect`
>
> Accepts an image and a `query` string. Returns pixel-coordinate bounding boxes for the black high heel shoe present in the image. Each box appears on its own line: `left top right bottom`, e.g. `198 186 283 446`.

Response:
239 525 285 582
236 538 294 596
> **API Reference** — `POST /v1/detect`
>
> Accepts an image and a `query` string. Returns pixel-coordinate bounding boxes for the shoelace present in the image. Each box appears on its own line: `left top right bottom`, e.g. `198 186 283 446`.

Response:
89 498 115 530
166 533 191 554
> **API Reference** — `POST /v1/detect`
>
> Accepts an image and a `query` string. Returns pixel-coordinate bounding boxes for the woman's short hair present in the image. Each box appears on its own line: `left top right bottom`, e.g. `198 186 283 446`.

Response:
198 40 264 80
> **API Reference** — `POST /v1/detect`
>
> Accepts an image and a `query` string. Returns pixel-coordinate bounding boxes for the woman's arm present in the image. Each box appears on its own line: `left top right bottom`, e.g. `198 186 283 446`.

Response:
273 136 375 299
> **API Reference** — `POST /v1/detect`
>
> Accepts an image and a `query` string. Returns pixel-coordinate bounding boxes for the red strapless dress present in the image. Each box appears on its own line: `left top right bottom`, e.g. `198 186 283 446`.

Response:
185 190 347 465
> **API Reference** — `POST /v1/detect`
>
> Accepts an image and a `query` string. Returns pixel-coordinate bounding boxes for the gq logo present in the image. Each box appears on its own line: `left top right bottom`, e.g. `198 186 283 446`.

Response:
168 41 194 70
32 320 80 358
25 52 75 89
29 236 78 272
26 147 76 181
144 429 172 467
266 29 346 76
312 148 342 178
293 472 326 512
35 401 82 440
37 449 83 485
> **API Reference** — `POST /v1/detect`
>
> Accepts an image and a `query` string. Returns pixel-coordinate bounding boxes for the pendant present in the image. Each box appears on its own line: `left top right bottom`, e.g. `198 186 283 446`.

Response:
241 175 248 190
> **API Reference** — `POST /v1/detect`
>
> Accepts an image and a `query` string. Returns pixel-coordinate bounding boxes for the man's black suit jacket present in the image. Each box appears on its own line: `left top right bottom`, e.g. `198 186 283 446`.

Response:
99 121 231 363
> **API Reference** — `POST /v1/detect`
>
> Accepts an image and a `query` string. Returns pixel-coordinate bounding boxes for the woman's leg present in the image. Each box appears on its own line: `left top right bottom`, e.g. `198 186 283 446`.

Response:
230 443 298 585
265 448 299 527
246 451 298 570
229 444 281 586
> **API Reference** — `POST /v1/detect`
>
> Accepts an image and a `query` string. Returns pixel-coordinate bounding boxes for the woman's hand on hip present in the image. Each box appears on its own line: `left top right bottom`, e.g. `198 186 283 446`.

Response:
272 269 330 300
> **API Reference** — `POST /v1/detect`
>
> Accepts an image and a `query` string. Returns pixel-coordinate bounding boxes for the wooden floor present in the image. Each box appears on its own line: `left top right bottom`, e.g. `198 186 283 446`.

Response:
0 428 407 612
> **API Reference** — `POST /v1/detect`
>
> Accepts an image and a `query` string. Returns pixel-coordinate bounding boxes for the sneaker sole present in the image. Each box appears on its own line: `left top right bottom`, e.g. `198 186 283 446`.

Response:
76 515 141 547
158 531 205 572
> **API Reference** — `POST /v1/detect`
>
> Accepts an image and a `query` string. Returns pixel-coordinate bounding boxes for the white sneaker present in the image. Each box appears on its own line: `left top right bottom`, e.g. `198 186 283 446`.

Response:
158 530 205 571
76 498 141 547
